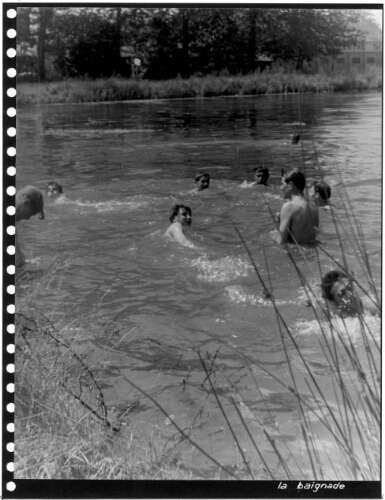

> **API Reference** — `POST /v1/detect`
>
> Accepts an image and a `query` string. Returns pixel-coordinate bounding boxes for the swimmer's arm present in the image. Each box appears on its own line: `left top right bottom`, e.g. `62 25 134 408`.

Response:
362 295 381 316
240 181 256 188
278 203 293 244
310 203 319 228
165 223 197 248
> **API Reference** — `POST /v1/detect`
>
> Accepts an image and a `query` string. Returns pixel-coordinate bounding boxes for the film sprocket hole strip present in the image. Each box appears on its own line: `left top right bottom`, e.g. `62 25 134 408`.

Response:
4 3 17 496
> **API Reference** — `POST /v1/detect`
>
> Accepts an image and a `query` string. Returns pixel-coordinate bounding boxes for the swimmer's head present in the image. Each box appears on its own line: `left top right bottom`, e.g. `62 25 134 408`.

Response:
253 166 269 185
169 204 192 226
195 173 210 191
291 133 301 144
16 186 45 222
281 168 306 197
321 270 363 317
46 181 63 198
309 180 331 206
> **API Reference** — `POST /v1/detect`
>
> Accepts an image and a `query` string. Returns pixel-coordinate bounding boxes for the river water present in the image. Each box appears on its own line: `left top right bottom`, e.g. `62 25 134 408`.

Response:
16 91 381 480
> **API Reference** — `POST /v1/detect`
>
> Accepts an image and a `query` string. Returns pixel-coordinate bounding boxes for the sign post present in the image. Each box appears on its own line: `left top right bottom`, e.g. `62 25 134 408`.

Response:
133 58 141 79
120 46 141 79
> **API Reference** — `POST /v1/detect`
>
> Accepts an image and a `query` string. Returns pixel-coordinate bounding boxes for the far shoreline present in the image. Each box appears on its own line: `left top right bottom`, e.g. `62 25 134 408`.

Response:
16 69 382 107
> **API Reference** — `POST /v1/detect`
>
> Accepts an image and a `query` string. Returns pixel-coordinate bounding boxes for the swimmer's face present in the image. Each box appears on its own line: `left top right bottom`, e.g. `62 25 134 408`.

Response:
195 176 210 191
46 184 62 198
280 176 292 199
330 279 363 316
308 184 317 200
176 207 192 226
254 169 268 185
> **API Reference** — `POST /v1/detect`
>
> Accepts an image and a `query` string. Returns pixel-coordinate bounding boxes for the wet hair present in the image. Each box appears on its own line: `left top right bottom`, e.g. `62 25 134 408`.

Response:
311 180 331 201
16 186 45 221
195 173 210 183
321 270 348 301
46 181 63 195
253 166 270 184
169 204 192 223
283 169 306 192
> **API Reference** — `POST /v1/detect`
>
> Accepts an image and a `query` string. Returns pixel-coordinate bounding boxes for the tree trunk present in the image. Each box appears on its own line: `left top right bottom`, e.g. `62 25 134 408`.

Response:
37 7 53 81
247 9 258 73
181 10 190 78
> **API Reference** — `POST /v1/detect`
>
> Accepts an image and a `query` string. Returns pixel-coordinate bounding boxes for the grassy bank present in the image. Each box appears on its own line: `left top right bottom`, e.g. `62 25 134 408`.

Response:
17 67 382 106
14 304 201 479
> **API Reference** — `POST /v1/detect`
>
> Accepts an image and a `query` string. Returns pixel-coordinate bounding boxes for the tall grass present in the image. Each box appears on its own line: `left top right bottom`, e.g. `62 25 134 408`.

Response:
115 164 380 480
231 199 380 479
15 269 214 479
17 67 382 106
15 309 214 479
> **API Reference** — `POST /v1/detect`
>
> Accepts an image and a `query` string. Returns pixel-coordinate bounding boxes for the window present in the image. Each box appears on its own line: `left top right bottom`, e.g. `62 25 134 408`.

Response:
367 57 375 64
373 43 381 51
336 58 345 64
352 57 361 64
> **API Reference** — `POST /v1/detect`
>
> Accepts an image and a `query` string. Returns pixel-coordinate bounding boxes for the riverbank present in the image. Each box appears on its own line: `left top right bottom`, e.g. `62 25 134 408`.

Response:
17 68 382 106
15 302 206 480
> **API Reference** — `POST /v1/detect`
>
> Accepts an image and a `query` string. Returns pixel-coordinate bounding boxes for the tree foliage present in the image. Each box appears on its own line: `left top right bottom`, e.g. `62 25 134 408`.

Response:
267 9 366 69
16 6 375 81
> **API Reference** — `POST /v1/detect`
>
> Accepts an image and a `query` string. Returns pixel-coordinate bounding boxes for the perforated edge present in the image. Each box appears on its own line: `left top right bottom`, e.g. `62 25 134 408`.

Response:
3 3 17 496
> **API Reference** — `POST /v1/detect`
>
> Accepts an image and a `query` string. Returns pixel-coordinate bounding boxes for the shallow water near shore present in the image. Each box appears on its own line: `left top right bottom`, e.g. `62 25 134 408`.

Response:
16 91 381 479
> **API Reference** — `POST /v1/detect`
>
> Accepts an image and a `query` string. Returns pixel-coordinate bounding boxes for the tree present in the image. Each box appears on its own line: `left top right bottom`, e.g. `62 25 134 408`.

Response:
266 8 364 70
17 6 370 80
37 7 54 80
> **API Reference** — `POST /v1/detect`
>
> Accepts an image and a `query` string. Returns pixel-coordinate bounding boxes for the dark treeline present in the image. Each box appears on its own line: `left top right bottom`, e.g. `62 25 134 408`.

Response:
17 7 370 81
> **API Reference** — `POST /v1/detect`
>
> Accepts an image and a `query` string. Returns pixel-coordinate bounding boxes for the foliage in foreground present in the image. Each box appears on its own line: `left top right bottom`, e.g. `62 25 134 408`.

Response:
14 308 204 480
17 67 382 106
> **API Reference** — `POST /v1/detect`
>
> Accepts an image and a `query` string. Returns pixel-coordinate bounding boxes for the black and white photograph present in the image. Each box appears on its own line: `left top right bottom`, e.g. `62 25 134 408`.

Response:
5 2 382 498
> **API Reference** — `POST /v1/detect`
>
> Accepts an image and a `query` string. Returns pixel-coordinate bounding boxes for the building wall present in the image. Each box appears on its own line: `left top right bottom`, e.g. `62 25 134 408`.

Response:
318 41 382 72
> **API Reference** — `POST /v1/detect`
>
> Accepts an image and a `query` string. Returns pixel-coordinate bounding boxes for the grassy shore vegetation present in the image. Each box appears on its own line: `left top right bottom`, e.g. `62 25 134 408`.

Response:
17 66 382 106
15 308 199 479
15 174 380 480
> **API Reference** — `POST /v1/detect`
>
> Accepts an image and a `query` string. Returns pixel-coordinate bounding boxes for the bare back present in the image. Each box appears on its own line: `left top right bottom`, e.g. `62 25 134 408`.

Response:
279 196 318 245
164 221 195 247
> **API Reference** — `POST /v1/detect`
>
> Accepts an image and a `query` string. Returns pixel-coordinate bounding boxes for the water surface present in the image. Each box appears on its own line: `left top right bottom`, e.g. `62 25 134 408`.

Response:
16 92 381 479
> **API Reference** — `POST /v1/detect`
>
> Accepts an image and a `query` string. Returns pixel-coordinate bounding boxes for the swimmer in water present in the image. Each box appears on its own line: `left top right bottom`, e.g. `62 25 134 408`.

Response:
321 269 379 318
241 166 270 188
16 185 45 266
46 181 64 198
291 133 301 144
194 173 211 192
308 180 331 207
16 185 45 222
277 169 319 245
164 204 199 248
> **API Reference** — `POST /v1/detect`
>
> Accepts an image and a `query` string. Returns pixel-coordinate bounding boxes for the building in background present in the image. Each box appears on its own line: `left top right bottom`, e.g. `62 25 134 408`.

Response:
318 17 382 73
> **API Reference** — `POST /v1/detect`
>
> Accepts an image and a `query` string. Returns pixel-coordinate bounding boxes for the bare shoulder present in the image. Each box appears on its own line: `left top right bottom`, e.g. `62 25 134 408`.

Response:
281 200 296 214
165 221 185 242
164 222 177 238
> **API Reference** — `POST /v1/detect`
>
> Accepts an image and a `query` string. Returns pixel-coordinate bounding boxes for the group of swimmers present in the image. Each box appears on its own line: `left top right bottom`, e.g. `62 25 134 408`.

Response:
15 172 376 319
163 167 376 319
165 167 330 247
